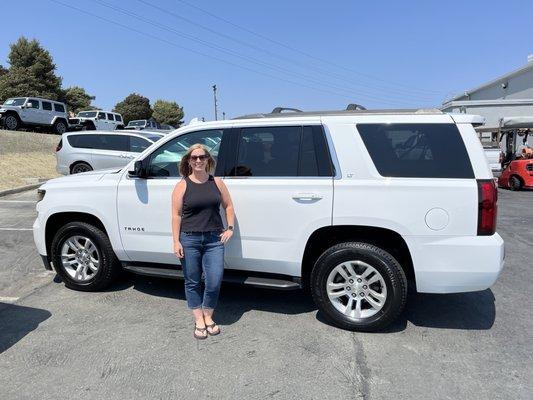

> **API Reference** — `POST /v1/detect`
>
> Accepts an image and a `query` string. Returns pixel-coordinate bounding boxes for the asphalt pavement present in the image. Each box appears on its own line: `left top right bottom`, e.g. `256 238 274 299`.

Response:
0 188 531 400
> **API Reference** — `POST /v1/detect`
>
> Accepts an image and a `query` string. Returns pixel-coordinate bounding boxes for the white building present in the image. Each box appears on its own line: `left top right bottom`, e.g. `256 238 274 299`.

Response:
441 55 533 147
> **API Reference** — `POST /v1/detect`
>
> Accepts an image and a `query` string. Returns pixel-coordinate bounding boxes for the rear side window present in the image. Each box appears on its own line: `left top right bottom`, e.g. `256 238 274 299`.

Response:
107 113 114 121
115 114 122 122
68 135 100 149
96 135 129 151
54 103 65 112
357 123 474 178
42 101 52 111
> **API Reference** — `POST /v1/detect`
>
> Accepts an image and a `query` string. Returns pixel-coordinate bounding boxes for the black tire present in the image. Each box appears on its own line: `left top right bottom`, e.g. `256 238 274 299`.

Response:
53 120 67 135
71 162 93 174
311 242 407 332
50 222 120 291
509 176 522 191
3 114 20 131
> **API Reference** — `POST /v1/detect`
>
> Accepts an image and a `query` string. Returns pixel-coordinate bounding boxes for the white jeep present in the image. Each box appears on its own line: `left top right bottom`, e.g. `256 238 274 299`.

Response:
0 97 70 134
33 107 504 331
74 110 124 131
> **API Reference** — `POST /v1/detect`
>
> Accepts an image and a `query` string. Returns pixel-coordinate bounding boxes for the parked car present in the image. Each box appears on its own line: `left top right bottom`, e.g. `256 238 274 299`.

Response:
55 131 163 174
125 119 161 130
160 124 176 131
71 110 124 131
34 106 504 331
0 97 70 134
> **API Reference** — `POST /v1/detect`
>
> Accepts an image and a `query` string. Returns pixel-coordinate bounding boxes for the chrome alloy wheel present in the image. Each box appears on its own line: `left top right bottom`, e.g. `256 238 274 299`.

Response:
326 260 387 319
60 236 100 282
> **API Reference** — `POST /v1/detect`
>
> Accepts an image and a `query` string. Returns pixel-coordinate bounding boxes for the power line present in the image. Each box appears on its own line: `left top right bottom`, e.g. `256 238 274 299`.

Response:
49 0 402 106
87 0 422 106
171 0 443 97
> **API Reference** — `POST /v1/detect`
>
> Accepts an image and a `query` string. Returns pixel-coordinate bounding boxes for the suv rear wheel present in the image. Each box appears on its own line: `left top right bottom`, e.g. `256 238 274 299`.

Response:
311 242 407 331
509 175 522 191
53 120 67 134
50 222 120 291
4 114 20 130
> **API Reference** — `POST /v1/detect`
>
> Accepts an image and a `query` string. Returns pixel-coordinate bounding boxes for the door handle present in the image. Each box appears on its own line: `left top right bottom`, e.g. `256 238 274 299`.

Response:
292 193 322 200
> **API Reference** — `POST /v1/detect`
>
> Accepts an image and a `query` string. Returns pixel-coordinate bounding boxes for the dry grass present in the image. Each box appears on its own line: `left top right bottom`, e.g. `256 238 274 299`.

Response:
0 130 61 191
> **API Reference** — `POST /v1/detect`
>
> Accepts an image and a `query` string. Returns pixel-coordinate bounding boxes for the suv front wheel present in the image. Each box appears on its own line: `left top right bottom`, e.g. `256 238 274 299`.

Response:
50 222 120 291
3 114 20 130
311 242 407 332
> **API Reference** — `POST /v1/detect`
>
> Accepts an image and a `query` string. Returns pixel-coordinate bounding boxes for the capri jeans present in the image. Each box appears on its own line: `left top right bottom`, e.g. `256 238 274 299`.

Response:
179 231 225 310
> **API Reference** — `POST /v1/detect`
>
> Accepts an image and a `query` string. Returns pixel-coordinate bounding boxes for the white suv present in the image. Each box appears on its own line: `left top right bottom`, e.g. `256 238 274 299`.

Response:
33 107 504 331
0 97 70 134
74 110 124 131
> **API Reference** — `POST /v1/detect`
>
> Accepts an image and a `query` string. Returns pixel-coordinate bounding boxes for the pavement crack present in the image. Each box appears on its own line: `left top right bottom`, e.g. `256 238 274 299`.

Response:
349 333 371 400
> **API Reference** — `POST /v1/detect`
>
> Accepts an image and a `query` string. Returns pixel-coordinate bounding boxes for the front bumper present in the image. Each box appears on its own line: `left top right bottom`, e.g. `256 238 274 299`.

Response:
406 233 505 293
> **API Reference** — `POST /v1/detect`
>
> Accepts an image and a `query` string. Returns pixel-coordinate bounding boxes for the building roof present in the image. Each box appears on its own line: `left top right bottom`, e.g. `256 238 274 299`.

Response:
446 58 533 102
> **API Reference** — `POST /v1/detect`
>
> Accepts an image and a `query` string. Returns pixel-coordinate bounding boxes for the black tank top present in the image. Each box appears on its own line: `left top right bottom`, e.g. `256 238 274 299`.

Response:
181 175 224 232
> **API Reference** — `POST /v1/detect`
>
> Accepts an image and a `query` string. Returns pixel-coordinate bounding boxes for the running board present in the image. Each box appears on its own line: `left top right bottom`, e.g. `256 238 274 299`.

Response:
122 264 300 290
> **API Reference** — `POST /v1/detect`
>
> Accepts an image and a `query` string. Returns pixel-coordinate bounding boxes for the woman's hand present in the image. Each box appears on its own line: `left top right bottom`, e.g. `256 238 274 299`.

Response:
219 229 233 244
173 241 184 258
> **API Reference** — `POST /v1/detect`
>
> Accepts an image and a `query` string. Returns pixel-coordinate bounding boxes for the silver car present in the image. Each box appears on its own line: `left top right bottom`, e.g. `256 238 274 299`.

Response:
56 131 163 174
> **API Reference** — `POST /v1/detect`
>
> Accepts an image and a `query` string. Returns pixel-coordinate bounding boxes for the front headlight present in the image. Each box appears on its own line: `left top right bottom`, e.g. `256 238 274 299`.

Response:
37 189 46 202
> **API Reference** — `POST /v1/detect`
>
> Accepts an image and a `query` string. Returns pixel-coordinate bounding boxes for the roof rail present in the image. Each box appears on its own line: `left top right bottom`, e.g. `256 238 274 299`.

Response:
271 107 303 114
232 107 443 120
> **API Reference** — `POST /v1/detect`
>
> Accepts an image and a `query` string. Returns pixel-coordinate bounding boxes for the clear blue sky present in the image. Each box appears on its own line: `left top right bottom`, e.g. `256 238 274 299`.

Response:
2 0 531 120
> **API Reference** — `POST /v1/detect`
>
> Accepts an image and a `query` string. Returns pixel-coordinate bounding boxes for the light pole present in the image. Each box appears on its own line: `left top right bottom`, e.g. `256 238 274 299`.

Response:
212 84 218 121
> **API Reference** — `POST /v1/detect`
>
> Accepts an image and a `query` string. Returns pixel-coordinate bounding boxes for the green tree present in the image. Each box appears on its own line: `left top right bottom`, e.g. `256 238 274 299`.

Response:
152 99 184 127
62 86 95 115
113 93 152 125
0 65 6 78
0 37 63 102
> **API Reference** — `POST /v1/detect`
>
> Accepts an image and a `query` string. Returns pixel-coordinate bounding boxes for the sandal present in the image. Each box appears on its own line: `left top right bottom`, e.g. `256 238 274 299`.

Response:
194 325 208 340
206 322 220 336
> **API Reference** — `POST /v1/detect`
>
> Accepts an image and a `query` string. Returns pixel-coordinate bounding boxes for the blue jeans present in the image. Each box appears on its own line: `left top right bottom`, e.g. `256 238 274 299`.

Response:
180 231 225 310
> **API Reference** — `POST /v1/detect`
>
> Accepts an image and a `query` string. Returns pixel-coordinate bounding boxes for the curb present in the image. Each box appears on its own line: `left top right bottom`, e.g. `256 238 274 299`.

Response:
0 181 47 197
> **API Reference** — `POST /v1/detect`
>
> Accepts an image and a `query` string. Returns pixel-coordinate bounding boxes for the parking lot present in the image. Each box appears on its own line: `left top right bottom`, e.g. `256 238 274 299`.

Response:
0 188 531 400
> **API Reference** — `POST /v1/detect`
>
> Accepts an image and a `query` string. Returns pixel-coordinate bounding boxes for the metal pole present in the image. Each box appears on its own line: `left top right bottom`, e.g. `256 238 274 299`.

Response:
222 112 226 120
212 84 218 121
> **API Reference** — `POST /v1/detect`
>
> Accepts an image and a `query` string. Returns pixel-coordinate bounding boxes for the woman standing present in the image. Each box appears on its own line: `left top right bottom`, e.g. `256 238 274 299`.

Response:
171 144 235 339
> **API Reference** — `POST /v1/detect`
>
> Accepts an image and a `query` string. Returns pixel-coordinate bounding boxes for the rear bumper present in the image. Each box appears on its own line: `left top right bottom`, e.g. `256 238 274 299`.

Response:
406 233 505 293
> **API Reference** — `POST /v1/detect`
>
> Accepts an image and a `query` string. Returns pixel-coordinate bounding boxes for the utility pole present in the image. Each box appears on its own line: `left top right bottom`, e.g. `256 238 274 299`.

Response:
212 84 218 121
222 112 226 120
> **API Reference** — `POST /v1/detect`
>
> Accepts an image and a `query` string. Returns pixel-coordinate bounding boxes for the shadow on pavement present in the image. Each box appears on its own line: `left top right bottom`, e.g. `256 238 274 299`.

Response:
0 303 52 354
125 273 496 332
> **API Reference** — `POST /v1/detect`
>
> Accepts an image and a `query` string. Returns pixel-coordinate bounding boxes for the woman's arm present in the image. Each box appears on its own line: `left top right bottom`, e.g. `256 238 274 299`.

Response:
214 177 235 243
171 179 186 257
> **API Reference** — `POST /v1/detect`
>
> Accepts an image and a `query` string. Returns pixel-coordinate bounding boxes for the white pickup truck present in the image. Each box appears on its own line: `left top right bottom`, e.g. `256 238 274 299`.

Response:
33 107 505 331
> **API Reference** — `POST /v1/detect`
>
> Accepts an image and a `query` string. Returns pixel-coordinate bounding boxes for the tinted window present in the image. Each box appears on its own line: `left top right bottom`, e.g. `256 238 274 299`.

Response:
98 112 106 119
299 126 334 176
129 136 152 152
357 123 474 178
147 129 224 177
107 113 114 121
68 134 100 149
115 114 122 122
28 99 40 109
95 135 129 151
42 101 53 111
77 111 97 118
54 103 65 112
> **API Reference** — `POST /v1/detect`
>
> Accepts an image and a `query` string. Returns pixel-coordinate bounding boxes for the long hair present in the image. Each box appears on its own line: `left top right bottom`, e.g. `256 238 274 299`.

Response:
179 143 216 177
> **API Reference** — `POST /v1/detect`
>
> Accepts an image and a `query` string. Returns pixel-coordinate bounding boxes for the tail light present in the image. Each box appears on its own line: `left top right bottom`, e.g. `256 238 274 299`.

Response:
477 179 497 235
56 139 62 152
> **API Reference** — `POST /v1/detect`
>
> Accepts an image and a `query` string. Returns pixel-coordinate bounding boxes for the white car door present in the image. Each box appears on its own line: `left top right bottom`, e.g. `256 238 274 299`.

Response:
25 99 44 124
221 124 334 277
117 129 226 264
96 112 107 130
41 101 54 125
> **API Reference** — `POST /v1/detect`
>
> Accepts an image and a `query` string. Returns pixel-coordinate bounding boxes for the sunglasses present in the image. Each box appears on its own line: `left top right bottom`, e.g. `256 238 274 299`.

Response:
190 154 208 161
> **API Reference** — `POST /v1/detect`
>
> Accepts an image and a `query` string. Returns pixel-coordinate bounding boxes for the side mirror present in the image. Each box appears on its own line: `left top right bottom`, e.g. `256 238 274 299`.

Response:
128 160 147 178
25 102 33 108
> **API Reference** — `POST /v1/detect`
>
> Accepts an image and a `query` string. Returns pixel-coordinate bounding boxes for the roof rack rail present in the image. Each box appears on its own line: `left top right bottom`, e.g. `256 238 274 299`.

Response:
232 106 443 120
271 107 303 114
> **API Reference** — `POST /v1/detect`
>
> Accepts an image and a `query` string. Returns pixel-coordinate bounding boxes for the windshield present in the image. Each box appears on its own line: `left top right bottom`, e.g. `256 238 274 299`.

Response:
128 120 146 127
3 98 26 107
77 111 98 118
